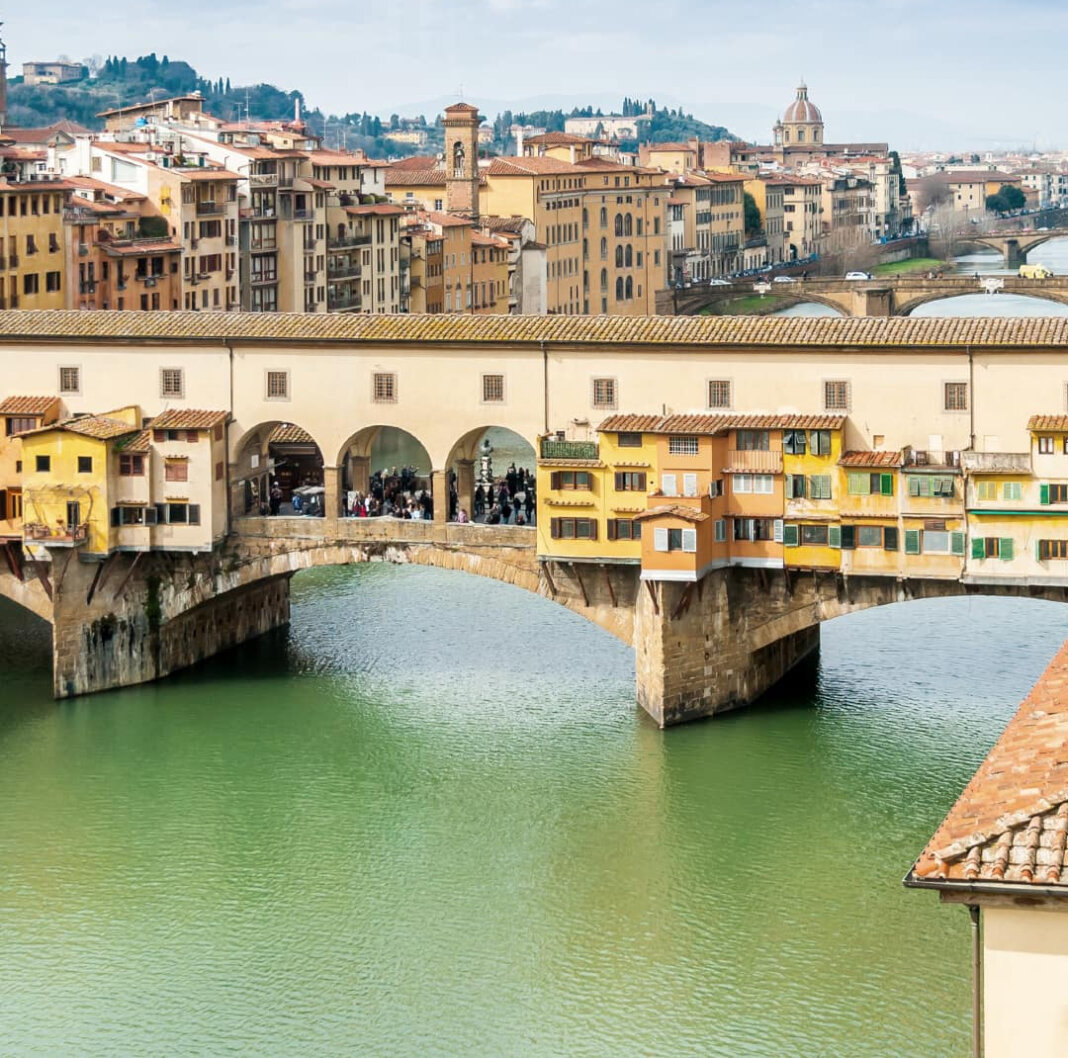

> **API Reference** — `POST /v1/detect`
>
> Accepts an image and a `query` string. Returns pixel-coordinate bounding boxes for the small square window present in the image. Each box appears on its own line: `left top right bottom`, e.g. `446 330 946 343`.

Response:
160 368 184 398
824 379 849 411
944 381 968 411
266 370 289 400
77 456 92 473
35 455 50 472
59 366 80 394
592 377 616 409
482 374 504 403
165 459 189 482
373 372 397 403
708 379 731 409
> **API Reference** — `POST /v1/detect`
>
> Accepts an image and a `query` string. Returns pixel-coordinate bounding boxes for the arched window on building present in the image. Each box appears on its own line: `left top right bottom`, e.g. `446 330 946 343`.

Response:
582 207 588 228
797 128 805 143
615 277 624 300
600 236 607 259
600 207 607 227
600 268 608 291
614 214 623 236
615 245 623 268
625 276 633 299
452 141 466 178
624 244 633 267
624 214 633 236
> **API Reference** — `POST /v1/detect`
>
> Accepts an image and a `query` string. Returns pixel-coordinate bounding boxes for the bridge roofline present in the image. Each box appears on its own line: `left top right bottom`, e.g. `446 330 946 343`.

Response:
6 310 1068 352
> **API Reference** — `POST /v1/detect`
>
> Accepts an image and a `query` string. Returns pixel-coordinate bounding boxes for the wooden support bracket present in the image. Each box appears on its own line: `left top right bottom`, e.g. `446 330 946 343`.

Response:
34 561 52 601
3 541 24 581
602 565 616 608
541 560 557 596
92 552 121 602
645 578 659 616
570 562 589 607
111 552 143 602
671 581 695 621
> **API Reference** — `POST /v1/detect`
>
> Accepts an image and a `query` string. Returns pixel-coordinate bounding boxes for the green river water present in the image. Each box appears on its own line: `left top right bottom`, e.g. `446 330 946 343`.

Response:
3 566 1068 1056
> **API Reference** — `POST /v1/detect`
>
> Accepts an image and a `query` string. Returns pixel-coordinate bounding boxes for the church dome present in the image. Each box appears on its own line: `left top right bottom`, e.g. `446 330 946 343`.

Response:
783 82 822 124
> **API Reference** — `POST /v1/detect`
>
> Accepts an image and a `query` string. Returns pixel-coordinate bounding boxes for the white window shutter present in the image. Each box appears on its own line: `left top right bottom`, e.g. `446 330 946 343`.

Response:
683 473 698 497
682 528 698 553
773 519 784 543
661 474 677 497
654 527 669 552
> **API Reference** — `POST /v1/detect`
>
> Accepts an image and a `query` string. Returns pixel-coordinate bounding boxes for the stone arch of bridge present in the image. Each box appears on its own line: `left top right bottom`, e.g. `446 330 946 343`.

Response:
335 424 435 507
895 289 1068 316
0 566 53 624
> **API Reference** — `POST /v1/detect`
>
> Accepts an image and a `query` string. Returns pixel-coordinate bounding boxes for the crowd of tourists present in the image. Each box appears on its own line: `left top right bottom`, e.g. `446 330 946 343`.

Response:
453 463 536 526
346 466 433 520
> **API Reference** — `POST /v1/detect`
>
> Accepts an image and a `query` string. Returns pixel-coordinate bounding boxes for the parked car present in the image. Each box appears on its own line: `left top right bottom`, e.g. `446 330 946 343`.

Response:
707 278 732 286
845 271 873 280
772 275 797 283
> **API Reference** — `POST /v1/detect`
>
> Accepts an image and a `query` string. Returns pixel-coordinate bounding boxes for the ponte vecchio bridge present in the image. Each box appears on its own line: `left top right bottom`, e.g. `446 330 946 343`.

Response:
4 311 1068 726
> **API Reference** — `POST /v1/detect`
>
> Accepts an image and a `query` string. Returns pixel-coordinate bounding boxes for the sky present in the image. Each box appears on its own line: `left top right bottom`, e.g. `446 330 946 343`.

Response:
6 0 1066 150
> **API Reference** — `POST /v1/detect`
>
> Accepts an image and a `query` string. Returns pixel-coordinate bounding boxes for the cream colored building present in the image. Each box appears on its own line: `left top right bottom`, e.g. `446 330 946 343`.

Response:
745 176 787 265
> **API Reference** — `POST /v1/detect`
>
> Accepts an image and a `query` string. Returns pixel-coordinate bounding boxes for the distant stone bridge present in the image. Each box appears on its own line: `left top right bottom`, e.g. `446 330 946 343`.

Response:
955 228 1068 268
6 517 1068 728
673 274 1068 318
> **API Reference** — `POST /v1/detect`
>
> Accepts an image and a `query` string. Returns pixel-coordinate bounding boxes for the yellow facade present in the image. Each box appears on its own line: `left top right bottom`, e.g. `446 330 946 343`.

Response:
783 424 843 569
0 396 61 539
0 182 70 310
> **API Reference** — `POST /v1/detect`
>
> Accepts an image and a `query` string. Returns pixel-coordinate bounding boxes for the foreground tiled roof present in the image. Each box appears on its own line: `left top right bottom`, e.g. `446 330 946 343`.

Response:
908 641 1068 889
599 414 665 433
1028 415 1068 431
634 504 710 523
268 423 315 444
150 409 228 430
839 450 904 467
117 429 151 453
598 412 845 435
25 414 139 440
0 395 59 416
5 312 1068 350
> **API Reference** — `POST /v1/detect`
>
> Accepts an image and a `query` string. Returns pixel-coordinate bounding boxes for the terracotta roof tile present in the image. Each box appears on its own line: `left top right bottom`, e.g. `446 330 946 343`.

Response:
839 450 904 467
599 412 844 436
5 313 1068 350
1028 415 1068 431
598 414 666 433
268 423 315 444
909 640 1068 889
0 395 59 416
25 414 139 441
150 409 228 430
634 504 710 523
117 429 151 453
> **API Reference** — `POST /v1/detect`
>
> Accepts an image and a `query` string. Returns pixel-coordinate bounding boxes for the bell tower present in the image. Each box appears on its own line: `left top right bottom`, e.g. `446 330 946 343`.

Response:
0 24 9 128
443 102 481 219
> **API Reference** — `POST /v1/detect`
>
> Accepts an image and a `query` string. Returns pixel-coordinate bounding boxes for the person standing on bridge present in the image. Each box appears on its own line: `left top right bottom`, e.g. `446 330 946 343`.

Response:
269 483 282 517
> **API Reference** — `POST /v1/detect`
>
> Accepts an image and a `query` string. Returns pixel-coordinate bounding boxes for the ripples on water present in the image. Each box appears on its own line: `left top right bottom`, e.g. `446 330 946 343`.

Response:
2 566 1067 1056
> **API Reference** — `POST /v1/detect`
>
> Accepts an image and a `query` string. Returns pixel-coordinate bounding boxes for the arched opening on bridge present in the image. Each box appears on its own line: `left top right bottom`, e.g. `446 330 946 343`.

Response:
769 301 845 318
234 421 326 517
336 426 434 519
1025 236 1068 271
445 427 537 524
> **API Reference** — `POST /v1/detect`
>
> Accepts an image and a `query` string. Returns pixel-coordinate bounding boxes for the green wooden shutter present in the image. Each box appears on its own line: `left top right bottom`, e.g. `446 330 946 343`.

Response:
785 474 795 498
550 471 562 490
905 529 920 554
880 473 893 496
829 525 842 548
1040 483 1050 505
783 524 799 547
951 531 965 556
840 525 856 550
971 537 985 559
1037 540 1044 561
999 537 1014 561
908 476 919 497
883 526 899 551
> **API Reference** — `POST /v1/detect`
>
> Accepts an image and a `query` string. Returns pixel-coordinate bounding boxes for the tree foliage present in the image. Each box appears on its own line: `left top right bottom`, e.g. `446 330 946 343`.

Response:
743 192 762 236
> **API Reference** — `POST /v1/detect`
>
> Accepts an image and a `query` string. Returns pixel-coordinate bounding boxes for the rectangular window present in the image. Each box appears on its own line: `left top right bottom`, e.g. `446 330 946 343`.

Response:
733 474 774 495
668 436 699 456
708 379 731 409
801 524 828 546
549 471 591 490
735 430 769 451
1038 539 1068 560
1039 436 1055 454
59 366 80 394
549 517 597 540
787 474 806 499
977 480 997 501
824 379 850 411
808 475 832 500
857 525 883 547
35 454 51 472
119 454 144 476
5 416 36 435
810 430 832 456
614 471 646 491
481 374 504 403
77 456 92 474
1003 481 1022 501
266 370 289 400
165 459 189 482
592 377 617 409
714 518 727 543
944 382 968 411
607 518 641 541
373 372 397 403
1050 483 1068 504
617 432 642 448
783 430 806 455
921 530 950 554
111 505 148 526
160 368 184 398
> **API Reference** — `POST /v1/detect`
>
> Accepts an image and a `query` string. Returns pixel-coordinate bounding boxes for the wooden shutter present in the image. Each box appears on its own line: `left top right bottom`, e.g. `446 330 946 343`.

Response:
145 506 158 526
971 537 985 559
905 529 920 554
773 519 784 543
636 473 646 491
188 504 201 525
155 503 167 525
840 525 856 550
550 472 562 490
653 527 669 552
951 531 965 556
880 473 893 496
785 474 795 498
783 524 799 547
883 526 898 551
848 472 869 496
550 517 561 539
587 519 597 541
829 525 842 549
683 473 698 497
661 473 677 497
110 507 120 527
998 536 1014 561
1040 483 1050 505
607 519 617 541
614 472 625 490
681 528 697 553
